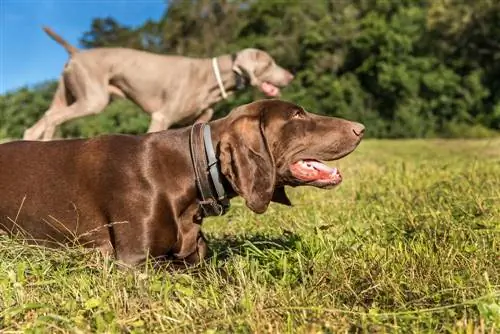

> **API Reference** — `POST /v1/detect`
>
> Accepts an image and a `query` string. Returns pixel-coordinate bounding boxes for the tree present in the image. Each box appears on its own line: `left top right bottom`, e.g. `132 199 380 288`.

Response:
2 0 499 140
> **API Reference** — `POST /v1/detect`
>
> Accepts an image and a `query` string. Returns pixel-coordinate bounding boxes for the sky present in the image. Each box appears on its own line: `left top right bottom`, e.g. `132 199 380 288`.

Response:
0 0 166 94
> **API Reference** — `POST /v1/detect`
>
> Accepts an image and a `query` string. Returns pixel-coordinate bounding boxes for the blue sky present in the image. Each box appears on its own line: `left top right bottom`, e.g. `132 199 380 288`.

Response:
0 0 166 94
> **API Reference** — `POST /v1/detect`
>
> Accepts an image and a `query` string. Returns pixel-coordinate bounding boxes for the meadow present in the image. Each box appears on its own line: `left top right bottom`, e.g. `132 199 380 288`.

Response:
0 138 499 333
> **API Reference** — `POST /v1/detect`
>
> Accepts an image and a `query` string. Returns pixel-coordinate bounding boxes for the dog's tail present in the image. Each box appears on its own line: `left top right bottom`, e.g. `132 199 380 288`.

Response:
42 26 78 55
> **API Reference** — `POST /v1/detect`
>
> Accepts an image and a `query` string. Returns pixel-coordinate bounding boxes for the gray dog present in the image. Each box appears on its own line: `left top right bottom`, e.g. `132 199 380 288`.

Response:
23 27 294 141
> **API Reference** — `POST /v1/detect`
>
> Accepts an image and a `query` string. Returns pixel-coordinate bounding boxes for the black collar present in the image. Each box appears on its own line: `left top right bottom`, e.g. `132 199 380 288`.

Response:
189 123 230 217
231 54 249 91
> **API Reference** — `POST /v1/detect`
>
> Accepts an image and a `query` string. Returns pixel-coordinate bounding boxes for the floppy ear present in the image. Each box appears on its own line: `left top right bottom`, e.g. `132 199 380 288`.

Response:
272 186 292 207
219 112 276 214
232 50 261 86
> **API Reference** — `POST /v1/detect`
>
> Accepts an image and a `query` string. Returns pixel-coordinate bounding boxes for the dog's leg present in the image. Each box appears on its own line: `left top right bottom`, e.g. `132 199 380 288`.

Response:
182 232 208 265
194 108 214 124
108 85 126 99
42 125 58 141
147 112 174 133
146 108 214 133
24 78 69 140
25 60 110 141
39 98 108 140
23 108 57 140
25 98 109 141
24 96 108 141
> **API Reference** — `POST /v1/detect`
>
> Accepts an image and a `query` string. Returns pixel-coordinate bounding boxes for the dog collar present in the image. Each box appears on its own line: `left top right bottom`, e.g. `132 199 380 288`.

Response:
212 55 249 100
231 54 249 91
212 57 228 99
234 70 249 90
189 123 230 217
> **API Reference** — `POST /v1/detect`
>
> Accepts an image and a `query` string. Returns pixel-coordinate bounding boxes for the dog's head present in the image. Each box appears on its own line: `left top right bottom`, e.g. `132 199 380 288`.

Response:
233 49 294 97
218 99 365 213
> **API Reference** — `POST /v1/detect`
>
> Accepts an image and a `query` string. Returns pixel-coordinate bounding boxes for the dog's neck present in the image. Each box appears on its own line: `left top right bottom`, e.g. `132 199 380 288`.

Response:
192 118 239 203
211 55 248 99
150 123 236 222
189 122 230 217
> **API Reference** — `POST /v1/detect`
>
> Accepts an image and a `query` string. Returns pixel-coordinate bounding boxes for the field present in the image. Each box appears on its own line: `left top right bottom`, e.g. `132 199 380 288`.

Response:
0 138 499 333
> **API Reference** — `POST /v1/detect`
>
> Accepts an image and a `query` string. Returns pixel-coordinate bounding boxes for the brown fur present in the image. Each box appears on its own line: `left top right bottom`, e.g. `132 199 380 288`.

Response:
2 100 364 265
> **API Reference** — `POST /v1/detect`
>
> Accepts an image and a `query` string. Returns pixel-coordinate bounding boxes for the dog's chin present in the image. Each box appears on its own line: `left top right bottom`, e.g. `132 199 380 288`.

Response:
289 159 343 188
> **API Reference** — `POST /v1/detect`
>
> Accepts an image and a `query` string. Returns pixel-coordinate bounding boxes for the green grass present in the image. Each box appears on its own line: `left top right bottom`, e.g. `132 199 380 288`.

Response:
1 139 499 333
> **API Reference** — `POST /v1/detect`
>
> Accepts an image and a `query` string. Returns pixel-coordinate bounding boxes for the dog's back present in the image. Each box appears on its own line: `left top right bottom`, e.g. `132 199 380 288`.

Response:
0 137 140 247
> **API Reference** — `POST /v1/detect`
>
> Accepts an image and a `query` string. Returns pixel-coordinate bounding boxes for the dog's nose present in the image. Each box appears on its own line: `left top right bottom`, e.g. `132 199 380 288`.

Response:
352 122 365 137
287 72 294 81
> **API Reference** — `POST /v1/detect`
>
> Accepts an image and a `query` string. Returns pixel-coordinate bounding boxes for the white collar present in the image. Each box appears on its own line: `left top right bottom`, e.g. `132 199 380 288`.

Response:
212 57 228 99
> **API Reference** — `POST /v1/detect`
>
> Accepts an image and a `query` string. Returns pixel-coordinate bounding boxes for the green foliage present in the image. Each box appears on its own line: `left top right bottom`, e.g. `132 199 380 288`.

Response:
0 82 55 139
1 139 499 331
1 0 500 139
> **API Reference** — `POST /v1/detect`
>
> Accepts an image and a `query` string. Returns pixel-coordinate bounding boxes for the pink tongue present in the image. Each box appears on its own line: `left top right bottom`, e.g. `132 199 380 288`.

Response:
260 82 280 97
308 160 336 173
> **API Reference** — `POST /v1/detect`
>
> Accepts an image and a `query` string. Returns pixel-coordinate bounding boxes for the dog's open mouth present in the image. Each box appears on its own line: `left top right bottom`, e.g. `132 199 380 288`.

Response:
260 82 280 97
289 159 342 187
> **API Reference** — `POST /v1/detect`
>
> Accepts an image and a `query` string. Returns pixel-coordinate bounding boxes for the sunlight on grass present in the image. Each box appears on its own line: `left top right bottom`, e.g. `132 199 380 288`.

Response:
1 139 499 332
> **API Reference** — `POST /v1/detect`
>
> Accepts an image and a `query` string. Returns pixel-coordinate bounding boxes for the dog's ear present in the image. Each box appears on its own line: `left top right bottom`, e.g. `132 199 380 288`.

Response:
272 186 292 206
232 49 262 86
219 108 276 214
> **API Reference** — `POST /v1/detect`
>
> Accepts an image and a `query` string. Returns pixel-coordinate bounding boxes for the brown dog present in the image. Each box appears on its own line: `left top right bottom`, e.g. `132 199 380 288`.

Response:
1 100 364 265
23 27 294 141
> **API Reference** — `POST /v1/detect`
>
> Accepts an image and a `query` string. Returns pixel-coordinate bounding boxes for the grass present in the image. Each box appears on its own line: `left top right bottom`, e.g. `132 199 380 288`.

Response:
1 138 499 333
